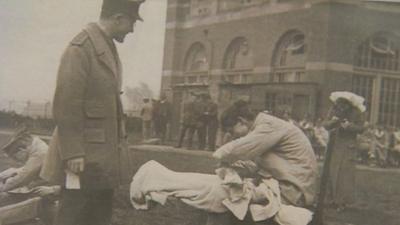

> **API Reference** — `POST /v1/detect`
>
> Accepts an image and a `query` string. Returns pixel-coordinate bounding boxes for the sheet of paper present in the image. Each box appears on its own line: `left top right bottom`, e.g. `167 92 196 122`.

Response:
65 170 81 190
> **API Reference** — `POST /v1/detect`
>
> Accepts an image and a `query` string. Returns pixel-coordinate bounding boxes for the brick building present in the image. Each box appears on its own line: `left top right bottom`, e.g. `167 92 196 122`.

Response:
160 0 400 135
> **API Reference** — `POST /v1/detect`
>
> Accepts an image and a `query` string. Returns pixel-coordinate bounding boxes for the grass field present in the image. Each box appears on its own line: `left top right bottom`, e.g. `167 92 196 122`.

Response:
113 147 400 225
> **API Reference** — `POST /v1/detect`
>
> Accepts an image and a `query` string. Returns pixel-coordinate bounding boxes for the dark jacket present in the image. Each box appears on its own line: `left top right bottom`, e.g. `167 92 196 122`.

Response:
204 100 218 122
193 99 207 127
323 106 365 204
182 101 196 126
41 23 125 189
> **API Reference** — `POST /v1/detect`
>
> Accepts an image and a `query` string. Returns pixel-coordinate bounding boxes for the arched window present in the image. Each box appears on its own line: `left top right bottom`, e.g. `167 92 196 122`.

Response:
353 33 400 126
271 30 306 82
223 37 253 70
355 33 400 71
183 42 208 72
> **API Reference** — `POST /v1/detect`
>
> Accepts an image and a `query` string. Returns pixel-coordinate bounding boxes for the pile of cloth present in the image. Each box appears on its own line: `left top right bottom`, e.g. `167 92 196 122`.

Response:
130 160 312 225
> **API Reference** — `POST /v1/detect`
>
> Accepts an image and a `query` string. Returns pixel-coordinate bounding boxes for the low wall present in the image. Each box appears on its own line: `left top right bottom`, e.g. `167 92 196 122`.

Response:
127 145 217 174
128 145 400 198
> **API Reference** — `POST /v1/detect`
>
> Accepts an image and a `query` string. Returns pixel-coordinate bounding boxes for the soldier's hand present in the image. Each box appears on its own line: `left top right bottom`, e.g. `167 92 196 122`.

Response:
32 186 60 197
66 157 85 174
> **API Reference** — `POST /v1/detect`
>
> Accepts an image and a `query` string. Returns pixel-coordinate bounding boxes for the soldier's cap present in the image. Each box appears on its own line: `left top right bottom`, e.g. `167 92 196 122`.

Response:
102 0 146 21
1 126 31 155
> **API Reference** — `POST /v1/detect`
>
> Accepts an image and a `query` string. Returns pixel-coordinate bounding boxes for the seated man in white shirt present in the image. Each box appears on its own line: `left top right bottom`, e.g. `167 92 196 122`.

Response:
0 127 48 194
0 127 60 225
130 105 318 225
215 108 318 209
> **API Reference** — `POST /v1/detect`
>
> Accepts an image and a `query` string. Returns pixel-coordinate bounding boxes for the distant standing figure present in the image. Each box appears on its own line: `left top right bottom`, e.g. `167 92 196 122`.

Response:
386 126 397 167
391 127 400 166
299 114 314 140
194 94 207 150
356 124 375 165
323 91 366 211
141 98 153 140
203 94 218 151
152 99 160 138
176 93 197 149
313 118 329 160
373 125 389 167
157 94 171 143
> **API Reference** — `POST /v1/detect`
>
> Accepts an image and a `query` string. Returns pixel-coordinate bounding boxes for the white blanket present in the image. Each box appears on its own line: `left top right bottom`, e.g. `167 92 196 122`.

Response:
130 160 228 213
130 160 312 225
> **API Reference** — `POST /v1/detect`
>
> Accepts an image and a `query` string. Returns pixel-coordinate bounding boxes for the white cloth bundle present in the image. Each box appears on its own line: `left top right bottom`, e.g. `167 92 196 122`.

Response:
130 160 313 225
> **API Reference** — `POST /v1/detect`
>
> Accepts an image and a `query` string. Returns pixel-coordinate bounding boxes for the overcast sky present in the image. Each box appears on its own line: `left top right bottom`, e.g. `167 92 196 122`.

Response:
0 0 167 109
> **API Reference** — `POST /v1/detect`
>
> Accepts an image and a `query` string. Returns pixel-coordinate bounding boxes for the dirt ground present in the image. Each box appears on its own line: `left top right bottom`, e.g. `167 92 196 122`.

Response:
1 134 400 225
109 173 400 225
110 184 400 225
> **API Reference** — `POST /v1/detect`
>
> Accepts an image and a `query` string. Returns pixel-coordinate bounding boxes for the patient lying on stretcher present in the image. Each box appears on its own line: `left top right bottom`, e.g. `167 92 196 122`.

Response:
131 105 318 225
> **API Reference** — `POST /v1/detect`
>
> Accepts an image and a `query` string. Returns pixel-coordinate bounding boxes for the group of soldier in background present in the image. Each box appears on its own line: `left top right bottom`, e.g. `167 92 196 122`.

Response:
176 92 218 151
140 94 171 144
140 92 218 151
141 91 400 169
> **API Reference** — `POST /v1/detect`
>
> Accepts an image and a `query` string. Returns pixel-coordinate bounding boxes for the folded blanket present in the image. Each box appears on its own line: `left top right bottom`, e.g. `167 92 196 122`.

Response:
130 160 312 225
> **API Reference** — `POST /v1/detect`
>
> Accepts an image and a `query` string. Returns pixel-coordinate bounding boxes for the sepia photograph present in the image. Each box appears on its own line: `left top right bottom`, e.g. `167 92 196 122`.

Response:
1 0 400 225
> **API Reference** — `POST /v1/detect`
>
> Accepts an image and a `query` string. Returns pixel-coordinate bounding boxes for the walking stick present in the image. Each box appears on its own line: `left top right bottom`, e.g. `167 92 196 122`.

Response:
310 129 338 225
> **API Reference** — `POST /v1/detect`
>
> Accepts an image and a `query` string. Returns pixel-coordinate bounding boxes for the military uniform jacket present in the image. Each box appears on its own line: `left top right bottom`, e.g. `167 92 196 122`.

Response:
213 113 318 207
41 23 125 189
182 101 196 126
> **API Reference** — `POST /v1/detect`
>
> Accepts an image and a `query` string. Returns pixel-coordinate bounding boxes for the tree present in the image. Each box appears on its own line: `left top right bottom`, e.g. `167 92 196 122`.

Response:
125 82 154 112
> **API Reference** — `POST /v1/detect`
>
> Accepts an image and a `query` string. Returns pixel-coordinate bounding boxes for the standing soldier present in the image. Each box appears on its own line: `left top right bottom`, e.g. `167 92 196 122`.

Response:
141 98 153 140
41 1 146 225
176 92 197 149
203 94 218 151
152 98 161 138
158 93 171 144
194 93 207 150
